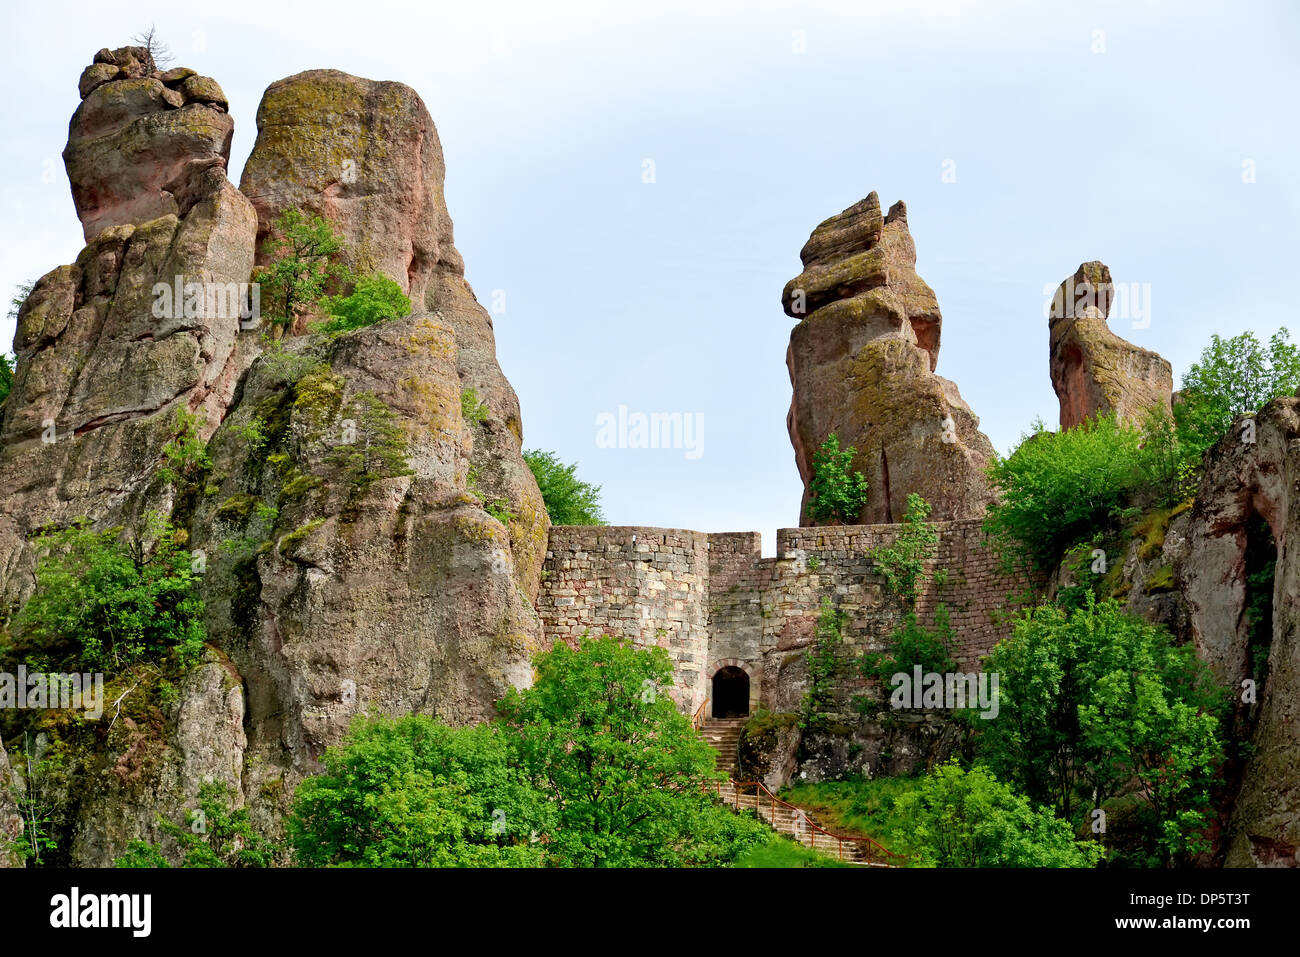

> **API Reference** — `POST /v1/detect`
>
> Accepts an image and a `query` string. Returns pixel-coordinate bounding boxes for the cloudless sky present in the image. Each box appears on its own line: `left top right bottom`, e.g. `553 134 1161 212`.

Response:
2 1 1297 552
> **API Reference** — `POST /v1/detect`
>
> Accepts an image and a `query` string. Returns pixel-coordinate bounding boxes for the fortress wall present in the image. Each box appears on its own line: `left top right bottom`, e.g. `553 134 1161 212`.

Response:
539 519 1035 716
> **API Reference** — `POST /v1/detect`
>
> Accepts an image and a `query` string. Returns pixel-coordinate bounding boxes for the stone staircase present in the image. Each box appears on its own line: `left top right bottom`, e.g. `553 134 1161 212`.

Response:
699 715 902 867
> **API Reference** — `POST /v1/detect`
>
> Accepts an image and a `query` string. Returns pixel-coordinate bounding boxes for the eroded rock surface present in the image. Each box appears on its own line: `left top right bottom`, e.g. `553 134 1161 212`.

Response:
784 193 995 524
1175 398 1300 866
1048 261 1172 430
64 46 234 243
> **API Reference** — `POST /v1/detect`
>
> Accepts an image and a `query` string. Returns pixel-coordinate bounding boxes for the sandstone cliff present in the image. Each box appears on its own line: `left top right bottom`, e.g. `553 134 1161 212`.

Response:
0 52 546 864
784 193 995 524
1048 261 1172 430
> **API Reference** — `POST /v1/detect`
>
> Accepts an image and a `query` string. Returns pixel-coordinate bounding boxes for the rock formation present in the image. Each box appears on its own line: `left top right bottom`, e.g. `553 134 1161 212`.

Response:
65 46 235 243
1048 261 1172 430
1173 398 1300 866
0 53 548 864
784 193 996 525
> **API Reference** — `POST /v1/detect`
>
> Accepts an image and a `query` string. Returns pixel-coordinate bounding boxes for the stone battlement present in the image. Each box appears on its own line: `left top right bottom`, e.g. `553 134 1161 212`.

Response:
538 520 1037 716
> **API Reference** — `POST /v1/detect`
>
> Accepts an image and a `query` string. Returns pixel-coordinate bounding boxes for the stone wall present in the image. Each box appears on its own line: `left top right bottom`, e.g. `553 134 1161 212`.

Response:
539 520 1036 717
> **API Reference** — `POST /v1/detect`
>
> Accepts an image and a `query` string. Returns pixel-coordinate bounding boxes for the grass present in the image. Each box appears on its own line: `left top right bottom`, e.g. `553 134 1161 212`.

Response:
779 774 925 854
732 835 849 868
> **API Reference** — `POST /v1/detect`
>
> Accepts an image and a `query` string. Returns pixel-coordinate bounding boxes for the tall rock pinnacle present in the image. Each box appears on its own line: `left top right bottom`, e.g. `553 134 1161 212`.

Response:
784 192 995 525
1048 261 1172 430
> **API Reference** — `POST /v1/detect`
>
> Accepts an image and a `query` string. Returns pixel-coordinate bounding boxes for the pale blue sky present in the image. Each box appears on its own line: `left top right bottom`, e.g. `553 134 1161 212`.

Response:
3 1 1297 550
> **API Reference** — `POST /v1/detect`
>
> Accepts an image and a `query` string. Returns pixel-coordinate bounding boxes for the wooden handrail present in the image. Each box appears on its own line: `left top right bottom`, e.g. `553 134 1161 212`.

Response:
690 697 710 731
728 778 907 866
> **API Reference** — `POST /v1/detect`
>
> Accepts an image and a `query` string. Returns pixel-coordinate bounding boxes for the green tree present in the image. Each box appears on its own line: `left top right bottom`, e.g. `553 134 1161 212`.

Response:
15 514 206 672
893 760 1103 868
288 716 547 868
316 273 411 334
7 279 34 321
116 780 278 868
498 634 765 867
858 604 957 691
984 414 1147 572
871 493 939 604
254 209 348 331
523 449 606 525
977 596 1226 861
0 353 13 409
806 433 869 524
1176 328 1300 461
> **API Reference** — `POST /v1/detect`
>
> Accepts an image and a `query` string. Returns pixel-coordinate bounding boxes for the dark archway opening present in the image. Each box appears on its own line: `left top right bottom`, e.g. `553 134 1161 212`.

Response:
712 667 750 719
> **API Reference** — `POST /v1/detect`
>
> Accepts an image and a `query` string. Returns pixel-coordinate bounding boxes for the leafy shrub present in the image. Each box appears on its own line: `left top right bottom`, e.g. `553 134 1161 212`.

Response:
499 634 767 867
893 760 1103 868
523 449 606 525
460 388 489 426
0 353 13 409
858 604 957 692
800 597 845 729
984 414 1147 572
871 493 939 604
1176 327 1300 462
254 209 348 330
289 716 547 868
159 408 210 487
116 781 279 868
316 273 411 334
977 595 1227 862
15 514 206 672
806 433 869 524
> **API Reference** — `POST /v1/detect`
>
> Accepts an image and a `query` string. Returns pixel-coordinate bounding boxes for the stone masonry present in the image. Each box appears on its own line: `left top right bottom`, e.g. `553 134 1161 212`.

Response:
539 521 1036 718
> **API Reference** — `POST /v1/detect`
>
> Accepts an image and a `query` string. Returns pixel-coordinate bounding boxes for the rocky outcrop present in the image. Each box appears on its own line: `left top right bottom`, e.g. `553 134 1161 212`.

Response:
239 70 548 603
0 739 22 867
239 70 451 309
1048 261 1172 430
1175 397 1300 866
0 54 549 864
784 193 996 524
0 52 257 613
64 46 234 243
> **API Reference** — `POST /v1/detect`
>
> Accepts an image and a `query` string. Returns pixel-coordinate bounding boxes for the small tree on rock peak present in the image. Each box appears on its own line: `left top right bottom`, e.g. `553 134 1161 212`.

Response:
254 209 349 336
129 25 173 69
806 432 869 525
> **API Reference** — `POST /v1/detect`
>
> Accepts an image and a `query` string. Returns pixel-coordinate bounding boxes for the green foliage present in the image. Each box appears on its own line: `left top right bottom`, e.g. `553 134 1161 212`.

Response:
2 734 61 866
15 514 206 672
523 449 606 526
7 279 34 321
316 273 411 334
484 499 516 525
858 604 957 692
116 780 279 868
893 760 1103 868
732 834 847 868
254 209 348 329
977 596 1227 862
0 353 13 409
799 598 846 729
289 716 548 868
159 408 210 487
499 634 767 867
232 416 268 455
1175 328 1300 461
805 433 869 524
871 493 939 604
460 388 490 426
325 392 413 490
780 773 924 853
984 415 1147 573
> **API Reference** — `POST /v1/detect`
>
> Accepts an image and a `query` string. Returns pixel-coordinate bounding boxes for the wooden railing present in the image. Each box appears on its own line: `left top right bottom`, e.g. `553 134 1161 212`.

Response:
690 697 710 731
718 778 907 867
